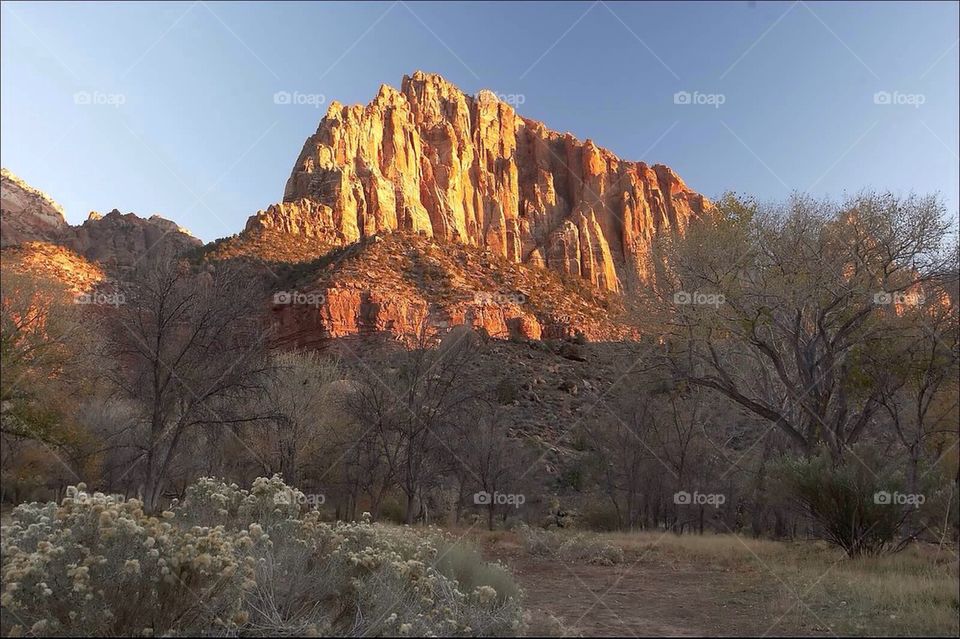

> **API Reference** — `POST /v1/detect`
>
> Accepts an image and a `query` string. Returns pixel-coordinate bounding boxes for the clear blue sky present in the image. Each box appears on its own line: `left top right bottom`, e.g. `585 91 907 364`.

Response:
2 1 957 242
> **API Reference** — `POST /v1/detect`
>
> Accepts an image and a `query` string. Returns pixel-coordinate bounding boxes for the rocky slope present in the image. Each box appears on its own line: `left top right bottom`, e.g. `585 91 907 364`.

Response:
0 241 105 295
246 71 709 294
0 169 201 274
264 233 639 350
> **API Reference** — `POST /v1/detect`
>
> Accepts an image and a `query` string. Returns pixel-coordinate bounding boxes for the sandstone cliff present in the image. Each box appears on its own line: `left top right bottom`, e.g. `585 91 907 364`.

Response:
1 168 69 247
246 71 709 293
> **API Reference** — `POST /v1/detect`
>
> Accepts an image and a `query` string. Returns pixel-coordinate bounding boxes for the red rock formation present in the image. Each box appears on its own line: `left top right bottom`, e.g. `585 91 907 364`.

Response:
1 169 201 274
265 233 639 349
1 168 69 247
271 286 545 350
63 209 202 271
246 71 709 294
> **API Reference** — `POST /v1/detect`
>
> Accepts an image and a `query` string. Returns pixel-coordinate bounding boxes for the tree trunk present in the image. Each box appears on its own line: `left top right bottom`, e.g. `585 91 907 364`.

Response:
404 491 416 525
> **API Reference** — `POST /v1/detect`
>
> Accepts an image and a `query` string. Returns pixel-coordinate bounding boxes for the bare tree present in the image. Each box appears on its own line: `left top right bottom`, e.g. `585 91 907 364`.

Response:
105 254 270 511
346 324 485 523
661 192 954 460
255 350 341 486
450 407 535 530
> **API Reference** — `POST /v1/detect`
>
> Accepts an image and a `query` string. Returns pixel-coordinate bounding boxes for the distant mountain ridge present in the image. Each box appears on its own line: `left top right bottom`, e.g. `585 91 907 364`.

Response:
1 168 201 271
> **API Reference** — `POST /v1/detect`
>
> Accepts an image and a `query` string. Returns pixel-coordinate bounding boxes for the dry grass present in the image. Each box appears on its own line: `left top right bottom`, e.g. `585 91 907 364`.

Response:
471 528 959 636
781 545 959 636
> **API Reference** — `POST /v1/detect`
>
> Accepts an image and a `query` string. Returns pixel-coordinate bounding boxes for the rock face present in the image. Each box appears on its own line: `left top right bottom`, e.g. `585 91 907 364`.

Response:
247 71 709 293
273 286 544 349
1 168 69 247
63 210 202 271
1 169 201 273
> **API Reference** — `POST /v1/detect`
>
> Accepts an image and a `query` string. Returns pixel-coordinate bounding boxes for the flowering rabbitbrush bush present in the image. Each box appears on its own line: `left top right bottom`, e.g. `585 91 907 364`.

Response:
1 476 524 637
0 485 255 636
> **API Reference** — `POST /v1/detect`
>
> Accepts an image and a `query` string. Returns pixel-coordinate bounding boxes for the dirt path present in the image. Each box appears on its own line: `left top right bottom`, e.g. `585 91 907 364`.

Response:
486 548 816 637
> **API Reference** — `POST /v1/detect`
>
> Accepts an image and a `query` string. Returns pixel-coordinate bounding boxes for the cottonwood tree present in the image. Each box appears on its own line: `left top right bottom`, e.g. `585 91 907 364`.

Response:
0 270 92 445
255 350 341 487
347 324 485 523
865 280 960 543
105 254 271 512
0 270 106 499
661 192 954 461
873 285 959 492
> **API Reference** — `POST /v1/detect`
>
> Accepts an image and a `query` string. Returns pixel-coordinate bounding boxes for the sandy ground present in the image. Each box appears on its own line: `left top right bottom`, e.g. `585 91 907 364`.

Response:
482 542 828 637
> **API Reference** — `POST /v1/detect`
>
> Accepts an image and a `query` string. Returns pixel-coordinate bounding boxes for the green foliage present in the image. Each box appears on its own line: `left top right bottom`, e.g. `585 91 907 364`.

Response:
556 467 584 492
774 448 911 556
432 541 521 604
579 503 621 531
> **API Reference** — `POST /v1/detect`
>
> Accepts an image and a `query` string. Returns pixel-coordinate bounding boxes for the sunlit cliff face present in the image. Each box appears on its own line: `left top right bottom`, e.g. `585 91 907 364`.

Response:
245 71 710 295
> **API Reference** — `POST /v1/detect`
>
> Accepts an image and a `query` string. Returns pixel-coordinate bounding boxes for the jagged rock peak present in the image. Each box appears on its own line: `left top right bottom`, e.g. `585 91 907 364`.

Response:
248 71 711 293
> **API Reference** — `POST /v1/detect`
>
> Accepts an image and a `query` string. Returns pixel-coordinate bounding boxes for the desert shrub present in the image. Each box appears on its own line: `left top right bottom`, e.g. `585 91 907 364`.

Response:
774 449 911 556
0 484 257 636
557 534 624 565
378 496 407 524
522 609 580 637
251 513 524 636
1 476 525 637
516 524 623 565
495 378 519 404
518 524 554 557
177 475 304 530
432 540 521 603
